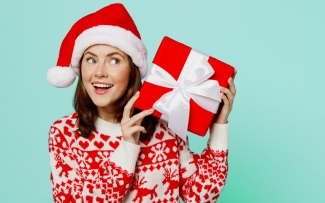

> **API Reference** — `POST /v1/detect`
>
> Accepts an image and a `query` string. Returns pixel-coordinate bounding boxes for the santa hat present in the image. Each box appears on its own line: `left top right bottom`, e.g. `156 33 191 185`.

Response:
46 3 147 88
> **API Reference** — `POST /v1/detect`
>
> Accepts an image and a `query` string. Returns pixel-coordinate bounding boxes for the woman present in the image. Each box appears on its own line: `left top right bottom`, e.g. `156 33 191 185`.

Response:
47 3 236 203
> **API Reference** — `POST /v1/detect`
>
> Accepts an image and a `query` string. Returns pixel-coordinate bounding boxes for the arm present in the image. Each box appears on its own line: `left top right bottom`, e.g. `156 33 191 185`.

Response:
49 124 139 203
180 73 236 202
178 123 228 202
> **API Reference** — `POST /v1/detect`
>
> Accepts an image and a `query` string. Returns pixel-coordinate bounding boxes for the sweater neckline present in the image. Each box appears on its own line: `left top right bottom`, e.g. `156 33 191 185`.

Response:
95 117 122 135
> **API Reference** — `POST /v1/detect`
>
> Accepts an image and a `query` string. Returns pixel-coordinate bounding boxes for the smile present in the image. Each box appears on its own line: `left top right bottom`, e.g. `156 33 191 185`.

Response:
92 83 114 89
92 83 114 95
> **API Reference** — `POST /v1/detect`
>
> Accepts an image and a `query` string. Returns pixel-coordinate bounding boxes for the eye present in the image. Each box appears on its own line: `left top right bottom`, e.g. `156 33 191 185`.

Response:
110 58 120 65
86 58 96 64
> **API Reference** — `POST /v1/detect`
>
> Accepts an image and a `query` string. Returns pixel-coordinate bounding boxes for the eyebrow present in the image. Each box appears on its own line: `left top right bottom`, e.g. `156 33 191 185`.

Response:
83 51 125 59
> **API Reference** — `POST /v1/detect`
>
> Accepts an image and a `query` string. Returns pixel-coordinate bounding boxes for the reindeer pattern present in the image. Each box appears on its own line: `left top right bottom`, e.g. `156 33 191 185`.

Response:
162 168 179 196
130 176 158 202
54 154 73 178
49 113 228 202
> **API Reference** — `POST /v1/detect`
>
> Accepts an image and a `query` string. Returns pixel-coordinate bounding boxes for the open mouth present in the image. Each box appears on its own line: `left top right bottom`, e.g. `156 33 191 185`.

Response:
92 83 114 90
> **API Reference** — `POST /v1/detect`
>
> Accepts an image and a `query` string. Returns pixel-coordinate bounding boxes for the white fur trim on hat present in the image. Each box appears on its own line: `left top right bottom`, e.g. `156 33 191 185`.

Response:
71 25 148 78
46 66 76 88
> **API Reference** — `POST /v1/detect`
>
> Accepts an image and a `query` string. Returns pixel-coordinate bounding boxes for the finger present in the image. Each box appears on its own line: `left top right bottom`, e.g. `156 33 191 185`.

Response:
123 126 147 136
221 88 234 102
124 108 154 128
221 89 234 110
122 91 140 120
228 77 236 96
232 69 237 80
220 92 231 110
130 108 154 124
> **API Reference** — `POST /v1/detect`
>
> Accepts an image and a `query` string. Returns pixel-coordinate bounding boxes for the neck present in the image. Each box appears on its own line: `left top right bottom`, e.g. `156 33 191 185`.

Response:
97 106 119 123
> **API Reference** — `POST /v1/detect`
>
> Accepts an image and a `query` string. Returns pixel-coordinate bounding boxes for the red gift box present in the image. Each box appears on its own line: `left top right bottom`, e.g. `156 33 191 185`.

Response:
135 36 235 140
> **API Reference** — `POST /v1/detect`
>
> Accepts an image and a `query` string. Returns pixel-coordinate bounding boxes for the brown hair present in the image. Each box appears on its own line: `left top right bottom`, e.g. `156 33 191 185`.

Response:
73 55 157 141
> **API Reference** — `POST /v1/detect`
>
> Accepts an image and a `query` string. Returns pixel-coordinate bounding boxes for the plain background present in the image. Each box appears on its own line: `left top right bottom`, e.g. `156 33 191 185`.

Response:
1 0 324 202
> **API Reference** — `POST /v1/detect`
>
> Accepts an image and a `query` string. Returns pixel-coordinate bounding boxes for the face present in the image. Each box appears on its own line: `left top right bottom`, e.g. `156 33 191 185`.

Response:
81 44 130 111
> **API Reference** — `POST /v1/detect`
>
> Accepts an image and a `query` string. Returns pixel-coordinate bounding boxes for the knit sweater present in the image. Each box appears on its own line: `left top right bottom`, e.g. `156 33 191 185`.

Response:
49 112 228 203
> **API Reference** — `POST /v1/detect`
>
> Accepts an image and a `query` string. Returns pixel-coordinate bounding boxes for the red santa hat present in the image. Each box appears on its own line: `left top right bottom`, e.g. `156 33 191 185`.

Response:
46 3 147 88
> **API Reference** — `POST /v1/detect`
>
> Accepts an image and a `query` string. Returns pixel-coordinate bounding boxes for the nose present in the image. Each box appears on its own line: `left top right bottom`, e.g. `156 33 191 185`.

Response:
95 62 108 78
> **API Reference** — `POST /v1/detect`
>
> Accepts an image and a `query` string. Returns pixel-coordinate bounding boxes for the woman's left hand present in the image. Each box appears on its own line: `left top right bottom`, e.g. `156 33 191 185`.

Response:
213 70 237 124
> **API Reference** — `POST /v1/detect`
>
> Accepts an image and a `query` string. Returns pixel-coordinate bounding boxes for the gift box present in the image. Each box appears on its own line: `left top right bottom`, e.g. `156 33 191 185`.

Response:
134 36 235 141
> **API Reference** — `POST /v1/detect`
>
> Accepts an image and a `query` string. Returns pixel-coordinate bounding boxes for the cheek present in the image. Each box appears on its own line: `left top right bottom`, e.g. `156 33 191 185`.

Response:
113 66 130 87
81 66 92 82
120 70 130 88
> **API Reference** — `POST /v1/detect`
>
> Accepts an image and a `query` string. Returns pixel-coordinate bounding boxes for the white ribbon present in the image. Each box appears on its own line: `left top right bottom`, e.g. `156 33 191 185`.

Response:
145 49 221 141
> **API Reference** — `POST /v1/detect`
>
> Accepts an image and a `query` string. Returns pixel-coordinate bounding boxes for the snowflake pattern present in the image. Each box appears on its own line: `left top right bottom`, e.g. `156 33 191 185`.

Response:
49 113 229 202
148 142 170 163
101 163 125 188
73 149 93 169
95 151 111 166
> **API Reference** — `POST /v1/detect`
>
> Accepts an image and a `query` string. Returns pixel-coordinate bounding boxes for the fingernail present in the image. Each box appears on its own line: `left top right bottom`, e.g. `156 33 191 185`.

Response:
229 77 233 82
135 91 140 95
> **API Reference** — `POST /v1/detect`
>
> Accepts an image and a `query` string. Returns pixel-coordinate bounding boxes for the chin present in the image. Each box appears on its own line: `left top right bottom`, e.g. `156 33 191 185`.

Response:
89 97 112 108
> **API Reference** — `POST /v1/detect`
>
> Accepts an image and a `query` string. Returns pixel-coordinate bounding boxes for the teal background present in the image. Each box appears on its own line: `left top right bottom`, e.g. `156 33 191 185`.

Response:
0 0 324 202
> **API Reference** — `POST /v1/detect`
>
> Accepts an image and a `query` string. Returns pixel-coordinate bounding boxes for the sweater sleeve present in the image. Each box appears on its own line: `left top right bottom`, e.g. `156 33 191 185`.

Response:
179 123 229 202
49 124 140 203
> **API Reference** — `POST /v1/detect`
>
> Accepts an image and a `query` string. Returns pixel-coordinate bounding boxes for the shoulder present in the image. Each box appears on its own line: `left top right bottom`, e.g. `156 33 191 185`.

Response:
48 112 79 149
49 112 78 134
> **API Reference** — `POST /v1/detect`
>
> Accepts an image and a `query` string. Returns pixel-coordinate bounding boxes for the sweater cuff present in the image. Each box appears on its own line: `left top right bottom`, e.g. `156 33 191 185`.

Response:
208 122 229 151
110 139 141 174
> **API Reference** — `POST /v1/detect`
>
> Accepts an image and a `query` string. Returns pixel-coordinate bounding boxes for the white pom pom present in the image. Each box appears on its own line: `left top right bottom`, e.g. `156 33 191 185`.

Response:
46 66 76 88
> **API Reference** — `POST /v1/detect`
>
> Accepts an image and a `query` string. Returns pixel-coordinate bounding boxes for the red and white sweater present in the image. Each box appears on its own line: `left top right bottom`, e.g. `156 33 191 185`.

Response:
49 112 228 203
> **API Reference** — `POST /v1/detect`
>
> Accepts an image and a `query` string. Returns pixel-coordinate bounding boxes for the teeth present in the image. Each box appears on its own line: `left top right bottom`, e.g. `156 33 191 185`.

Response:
93 83 113 88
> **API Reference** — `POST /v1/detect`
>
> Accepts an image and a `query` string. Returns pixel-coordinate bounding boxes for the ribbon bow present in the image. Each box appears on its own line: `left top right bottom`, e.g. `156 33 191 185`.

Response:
145 49 221 141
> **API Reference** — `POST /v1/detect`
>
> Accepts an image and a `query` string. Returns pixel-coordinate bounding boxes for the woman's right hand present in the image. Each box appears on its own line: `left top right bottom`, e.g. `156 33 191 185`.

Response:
121 91 154 144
